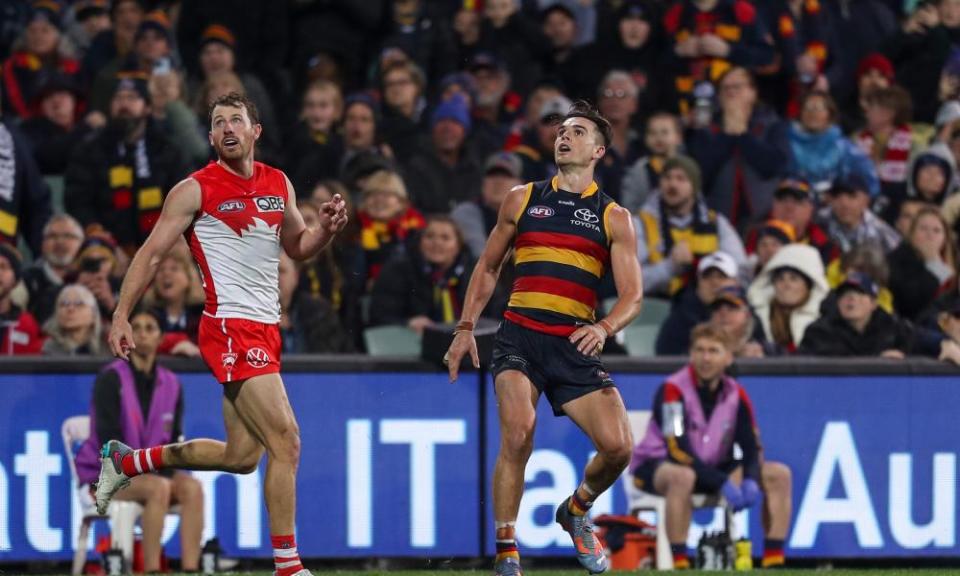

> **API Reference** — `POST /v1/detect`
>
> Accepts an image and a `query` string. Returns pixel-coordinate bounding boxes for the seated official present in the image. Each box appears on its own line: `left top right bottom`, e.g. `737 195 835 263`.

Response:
631 324 792 569
74 309 203 572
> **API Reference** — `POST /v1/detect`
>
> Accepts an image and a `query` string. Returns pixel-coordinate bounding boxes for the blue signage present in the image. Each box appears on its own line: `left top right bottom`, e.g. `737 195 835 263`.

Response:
0 371 482 561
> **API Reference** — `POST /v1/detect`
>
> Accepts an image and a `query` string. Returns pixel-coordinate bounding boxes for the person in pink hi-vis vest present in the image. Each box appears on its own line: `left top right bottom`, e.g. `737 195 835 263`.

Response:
631 323 792 569
75 309 203 572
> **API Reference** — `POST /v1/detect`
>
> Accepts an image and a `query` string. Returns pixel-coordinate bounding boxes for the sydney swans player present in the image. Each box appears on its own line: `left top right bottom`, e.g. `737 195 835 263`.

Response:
97 93 346 576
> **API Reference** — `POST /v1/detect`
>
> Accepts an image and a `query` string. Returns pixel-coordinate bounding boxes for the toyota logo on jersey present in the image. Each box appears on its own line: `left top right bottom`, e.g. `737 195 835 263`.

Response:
246 347 271 368
574 208 599 223
255 196 285 212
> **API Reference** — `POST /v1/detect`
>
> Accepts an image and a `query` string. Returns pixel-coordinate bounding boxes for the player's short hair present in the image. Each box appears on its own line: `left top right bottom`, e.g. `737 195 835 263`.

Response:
690 323 733 351
208 91 260 126
563 100 613 148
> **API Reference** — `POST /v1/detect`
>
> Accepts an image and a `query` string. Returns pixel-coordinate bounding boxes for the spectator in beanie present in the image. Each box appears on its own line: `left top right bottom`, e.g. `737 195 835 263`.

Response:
0 244 42 355
188 24 278 150
82 0 145 83
21 75 93 175
87 10 174 115
841 52 896 132
787 90 879 197
452 151 524 258
747 219 795 278
637 155 747 298
358 169 426 286
888 207 957 321
621 112 684 213
747 243 829 353
23 214 83 325
369 215 475 334
405 94 483 214
513 94 570 182
1 0 82 120
65 72 188 252
66 0 111 57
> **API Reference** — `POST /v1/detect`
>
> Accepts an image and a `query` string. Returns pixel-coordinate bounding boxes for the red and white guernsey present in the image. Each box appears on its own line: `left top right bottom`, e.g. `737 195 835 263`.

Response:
187 161 286 324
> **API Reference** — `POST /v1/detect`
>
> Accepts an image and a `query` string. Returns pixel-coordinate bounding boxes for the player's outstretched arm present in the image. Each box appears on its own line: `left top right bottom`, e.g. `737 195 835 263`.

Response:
446 184 526 382
109 179 201 359
569 206 643 354
280 175 347 261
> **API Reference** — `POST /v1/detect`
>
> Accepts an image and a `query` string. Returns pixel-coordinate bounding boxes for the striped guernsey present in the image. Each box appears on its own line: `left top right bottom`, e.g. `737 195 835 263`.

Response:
504 176 619 336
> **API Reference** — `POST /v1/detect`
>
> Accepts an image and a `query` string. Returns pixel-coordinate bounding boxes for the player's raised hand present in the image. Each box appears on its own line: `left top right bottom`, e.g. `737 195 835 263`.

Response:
108 316 136 360
444 331 479 382
319 194 349 234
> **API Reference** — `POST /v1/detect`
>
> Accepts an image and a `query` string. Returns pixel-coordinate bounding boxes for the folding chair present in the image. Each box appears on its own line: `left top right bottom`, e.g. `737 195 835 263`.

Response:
623 411 734 569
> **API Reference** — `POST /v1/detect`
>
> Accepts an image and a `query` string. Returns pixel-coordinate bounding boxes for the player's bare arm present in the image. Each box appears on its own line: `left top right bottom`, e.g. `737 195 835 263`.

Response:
569 206 644 355
446 184 527 382
109 178 202 359
280 174 348 261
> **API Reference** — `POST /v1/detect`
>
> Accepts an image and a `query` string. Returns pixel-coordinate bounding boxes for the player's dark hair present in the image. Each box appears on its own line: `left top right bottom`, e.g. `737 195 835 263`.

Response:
208 91 260 126
563 100 613 148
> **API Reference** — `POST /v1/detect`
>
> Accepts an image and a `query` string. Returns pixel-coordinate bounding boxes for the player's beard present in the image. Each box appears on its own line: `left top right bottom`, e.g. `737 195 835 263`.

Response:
216 139 247 161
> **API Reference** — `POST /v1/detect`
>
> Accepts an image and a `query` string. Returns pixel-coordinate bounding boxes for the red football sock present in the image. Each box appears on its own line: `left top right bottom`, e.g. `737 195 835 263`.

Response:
271 534 303 576
120 446 164 477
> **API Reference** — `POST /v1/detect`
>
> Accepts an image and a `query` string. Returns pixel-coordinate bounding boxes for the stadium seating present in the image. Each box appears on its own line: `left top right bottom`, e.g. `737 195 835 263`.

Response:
622 410 734 569
622 323 659 356
363 326 422 356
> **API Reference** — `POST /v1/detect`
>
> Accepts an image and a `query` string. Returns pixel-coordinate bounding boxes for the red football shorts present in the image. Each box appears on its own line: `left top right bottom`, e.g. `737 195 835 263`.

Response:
198 315 282 384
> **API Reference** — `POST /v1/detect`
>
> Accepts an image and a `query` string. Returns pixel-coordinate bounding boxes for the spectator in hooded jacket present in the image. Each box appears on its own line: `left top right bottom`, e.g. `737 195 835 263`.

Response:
687 67 790 230
888 207 957 321
747 243 829 353
369 216 475 334
787 90 879 197
878 145 956 223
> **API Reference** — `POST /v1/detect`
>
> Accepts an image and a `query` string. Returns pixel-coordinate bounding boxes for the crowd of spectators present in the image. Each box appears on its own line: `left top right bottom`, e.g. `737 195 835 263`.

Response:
4 0 960 362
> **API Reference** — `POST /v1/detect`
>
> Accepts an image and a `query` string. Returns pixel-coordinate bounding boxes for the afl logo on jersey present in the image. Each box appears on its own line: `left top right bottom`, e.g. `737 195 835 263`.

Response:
574 208 599 224
527 205 555 218
217 200 245 213
255 196 285 213
246 347 271 368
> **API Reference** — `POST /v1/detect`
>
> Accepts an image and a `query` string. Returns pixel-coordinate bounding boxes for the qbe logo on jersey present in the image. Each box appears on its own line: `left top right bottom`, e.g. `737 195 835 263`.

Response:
246 347 271 368
255 196 285 213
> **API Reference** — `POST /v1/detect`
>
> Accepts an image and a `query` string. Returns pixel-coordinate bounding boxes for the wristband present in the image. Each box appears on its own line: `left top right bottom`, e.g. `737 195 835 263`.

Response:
454 320 475 334
597 319 615 337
